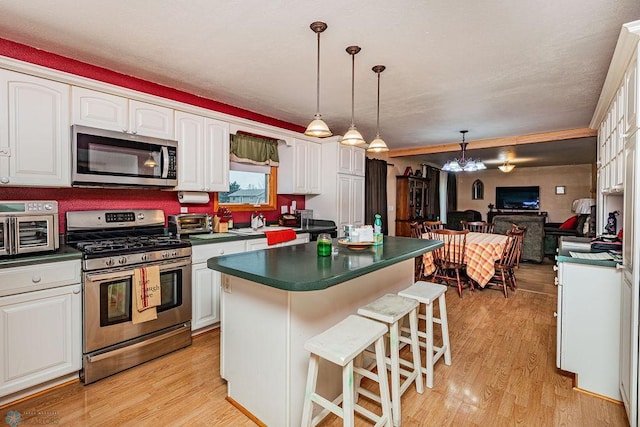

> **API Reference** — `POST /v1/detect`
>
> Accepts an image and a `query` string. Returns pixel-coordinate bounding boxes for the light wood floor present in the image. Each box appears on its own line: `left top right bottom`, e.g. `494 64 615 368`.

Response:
1 262 628 426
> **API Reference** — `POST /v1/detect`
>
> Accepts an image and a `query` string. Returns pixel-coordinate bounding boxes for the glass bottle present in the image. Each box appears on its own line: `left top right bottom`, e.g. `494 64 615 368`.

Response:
317 233 332 257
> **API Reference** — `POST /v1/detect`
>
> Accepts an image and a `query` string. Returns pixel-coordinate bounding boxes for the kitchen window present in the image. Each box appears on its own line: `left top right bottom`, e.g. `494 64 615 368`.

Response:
217 133 279 212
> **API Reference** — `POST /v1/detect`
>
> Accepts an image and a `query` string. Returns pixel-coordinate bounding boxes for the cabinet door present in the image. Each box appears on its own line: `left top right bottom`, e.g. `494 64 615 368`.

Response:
351 176 365 226
352 147 366 176
129 100 174 139
0 284 81 397
175 111 205 191
0 70 70 187
204 118 230 192
192 263 220 330
338 145 353 174
293 140 309 194
337 175 353 229
72 86 128 132
307 141 322 194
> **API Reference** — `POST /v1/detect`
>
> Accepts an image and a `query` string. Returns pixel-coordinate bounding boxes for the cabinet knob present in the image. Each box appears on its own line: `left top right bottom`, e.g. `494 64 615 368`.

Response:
0 177 8 184
552 265 558 272
131 130 137 135
553 312 558 318
73 289 81 295
554 277 558 286
31 275 41 283
219 249 225 255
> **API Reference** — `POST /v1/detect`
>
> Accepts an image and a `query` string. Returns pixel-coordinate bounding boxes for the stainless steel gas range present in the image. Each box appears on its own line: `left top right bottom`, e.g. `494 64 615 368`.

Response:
66 209 192 384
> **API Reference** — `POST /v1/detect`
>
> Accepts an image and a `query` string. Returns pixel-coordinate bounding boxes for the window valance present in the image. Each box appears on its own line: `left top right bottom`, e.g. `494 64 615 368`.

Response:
230 133 279 166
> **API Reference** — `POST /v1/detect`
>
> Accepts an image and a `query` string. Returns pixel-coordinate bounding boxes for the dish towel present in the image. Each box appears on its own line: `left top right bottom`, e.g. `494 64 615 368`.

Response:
132 266 161 324
264 229 297 245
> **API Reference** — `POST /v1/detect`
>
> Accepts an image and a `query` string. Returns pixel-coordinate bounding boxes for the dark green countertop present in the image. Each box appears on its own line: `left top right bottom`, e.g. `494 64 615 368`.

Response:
207 236 442 291
0 244 82 269
556 248 619 268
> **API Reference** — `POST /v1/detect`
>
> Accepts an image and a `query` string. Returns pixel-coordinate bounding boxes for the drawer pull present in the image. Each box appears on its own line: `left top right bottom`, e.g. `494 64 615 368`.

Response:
553 312 558 318
31 275 41 283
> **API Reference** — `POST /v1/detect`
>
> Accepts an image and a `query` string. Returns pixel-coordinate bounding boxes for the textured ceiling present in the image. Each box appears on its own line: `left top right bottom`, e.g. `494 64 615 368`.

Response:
0 1 637 166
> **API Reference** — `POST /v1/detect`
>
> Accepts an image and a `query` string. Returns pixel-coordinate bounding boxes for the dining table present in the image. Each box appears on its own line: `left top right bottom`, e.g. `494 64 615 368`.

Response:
422 231 508 287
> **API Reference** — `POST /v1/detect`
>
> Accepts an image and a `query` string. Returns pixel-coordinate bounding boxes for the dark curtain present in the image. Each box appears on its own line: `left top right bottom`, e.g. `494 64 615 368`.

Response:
365 158 388 235
424 166 440 220
446 172 457 212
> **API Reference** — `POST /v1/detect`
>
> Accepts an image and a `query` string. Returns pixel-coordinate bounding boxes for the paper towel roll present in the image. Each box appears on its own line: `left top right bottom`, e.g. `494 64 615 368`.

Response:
177 191 210 204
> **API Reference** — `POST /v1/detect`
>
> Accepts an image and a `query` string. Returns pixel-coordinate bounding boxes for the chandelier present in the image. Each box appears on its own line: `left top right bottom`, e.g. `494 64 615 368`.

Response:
442 130 486 172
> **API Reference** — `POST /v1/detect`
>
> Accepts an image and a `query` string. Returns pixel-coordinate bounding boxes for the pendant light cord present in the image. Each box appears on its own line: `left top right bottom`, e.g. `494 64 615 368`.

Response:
376 71 381 137
315 31 321 116
350 51 355 127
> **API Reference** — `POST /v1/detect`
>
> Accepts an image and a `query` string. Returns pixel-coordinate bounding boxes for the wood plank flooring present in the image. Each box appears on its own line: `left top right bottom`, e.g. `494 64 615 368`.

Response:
1 262 628 426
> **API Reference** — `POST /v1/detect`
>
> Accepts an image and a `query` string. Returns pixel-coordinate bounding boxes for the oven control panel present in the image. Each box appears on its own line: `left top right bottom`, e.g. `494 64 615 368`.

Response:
83 247 192 271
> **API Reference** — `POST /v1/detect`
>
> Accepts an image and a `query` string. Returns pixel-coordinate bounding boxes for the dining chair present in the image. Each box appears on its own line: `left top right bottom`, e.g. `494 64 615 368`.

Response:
510 224 527 268
461 220 494 233
410 221 424 238
423 220 444 232
487 229 522 297
428 229 470 297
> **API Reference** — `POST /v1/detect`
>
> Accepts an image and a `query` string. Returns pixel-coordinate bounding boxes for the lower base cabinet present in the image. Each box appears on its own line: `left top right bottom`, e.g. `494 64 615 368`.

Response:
0 284 81 398
556 260 621 400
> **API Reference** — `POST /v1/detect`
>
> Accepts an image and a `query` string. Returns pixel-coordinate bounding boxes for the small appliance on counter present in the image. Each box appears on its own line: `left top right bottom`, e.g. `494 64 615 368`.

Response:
278 213 297 227
168 213 212 236
0 200 59 257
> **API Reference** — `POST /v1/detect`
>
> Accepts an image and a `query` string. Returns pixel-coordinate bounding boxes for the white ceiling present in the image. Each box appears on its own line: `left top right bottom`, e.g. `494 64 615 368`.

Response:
0 1 638 166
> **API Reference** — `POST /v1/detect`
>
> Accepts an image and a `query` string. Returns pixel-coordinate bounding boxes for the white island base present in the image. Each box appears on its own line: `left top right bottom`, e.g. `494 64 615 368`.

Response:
220 259 415 426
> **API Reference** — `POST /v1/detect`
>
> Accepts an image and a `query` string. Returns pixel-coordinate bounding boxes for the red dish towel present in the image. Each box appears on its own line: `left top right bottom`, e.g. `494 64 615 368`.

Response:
265 229 297 245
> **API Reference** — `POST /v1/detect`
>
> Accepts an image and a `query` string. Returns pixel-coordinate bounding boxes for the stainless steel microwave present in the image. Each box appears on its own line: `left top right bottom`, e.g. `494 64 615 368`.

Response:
71 125 178 188
0 201 59 257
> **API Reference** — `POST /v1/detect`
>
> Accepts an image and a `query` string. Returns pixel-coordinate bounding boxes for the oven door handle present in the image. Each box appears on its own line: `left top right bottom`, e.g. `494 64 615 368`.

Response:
85 269 136 283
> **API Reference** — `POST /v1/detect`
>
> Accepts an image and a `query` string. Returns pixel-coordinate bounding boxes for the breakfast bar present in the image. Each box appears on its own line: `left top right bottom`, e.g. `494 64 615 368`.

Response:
208 236 442 426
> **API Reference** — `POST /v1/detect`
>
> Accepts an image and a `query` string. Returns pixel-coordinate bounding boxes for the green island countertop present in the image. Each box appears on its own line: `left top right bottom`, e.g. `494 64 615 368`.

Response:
207 236 442 291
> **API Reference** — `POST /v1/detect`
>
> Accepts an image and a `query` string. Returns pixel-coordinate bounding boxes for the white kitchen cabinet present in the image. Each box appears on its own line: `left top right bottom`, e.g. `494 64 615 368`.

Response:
277 138 321 195
245 233 310 252
72 86 174 139
175 111 230 192
625 50 638 135
0 260 82 399
191 240 246 332
0 70 70 187
556 259 621 400
337 144 366 176
306 140 366 228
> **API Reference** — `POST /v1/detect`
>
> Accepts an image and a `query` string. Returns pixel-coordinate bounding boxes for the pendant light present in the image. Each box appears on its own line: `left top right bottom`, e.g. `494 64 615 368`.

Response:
144 153 158 168
498 161 515 173
304 21 332 138
442 131 486 172
341 45 366 146
367 65 389 153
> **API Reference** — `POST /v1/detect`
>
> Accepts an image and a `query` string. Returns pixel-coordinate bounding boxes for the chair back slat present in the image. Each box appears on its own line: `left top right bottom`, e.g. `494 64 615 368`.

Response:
430 229 469 266
498 230 524 268
509 224 527 267
461 221 494 233
423 220 444 232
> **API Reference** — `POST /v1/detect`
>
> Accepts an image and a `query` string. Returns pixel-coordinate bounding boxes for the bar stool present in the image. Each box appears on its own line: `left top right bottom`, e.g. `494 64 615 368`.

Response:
357 294 424 427
301 315 392 427
398 281 451 388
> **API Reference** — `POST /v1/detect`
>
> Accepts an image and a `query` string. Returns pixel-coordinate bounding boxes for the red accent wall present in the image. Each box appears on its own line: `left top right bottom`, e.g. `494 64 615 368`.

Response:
0 38 306 231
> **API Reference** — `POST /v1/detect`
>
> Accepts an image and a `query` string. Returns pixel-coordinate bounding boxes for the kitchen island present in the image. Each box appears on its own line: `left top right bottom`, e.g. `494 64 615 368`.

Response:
208 236 442 426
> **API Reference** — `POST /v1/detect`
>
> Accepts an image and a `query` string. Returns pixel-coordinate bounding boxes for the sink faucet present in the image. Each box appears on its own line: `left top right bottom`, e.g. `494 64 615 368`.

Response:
251 211 265 230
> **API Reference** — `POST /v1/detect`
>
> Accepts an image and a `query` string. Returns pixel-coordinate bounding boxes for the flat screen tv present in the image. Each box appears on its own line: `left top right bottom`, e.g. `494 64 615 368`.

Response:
495 186 540 210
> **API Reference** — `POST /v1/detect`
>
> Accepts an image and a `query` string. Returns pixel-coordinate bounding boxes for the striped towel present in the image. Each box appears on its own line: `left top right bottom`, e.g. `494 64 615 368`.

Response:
132 266 161 324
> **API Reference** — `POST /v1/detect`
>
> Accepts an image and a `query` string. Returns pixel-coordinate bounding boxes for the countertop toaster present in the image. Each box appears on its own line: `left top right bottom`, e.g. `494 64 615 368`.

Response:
168 213 212 235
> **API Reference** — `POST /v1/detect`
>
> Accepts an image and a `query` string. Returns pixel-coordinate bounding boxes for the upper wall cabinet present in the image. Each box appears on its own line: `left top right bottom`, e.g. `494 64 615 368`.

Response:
0 70 70 187
277 138 321 195
625 50 638 135
72 87 174 139
337 145 366 176
175 111 229 192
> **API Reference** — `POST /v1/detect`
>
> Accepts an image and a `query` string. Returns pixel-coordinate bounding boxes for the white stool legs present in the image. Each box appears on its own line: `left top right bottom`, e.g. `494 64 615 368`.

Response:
399 281 452 388
301 315 392 427
357 294 424 426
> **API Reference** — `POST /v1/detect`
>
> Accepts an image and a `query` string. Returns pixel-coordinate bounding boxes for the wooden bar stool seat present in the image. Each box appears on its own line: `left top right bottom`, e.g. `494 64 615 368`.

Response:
301 314 393 427
357 294 424 426
398 281 452 388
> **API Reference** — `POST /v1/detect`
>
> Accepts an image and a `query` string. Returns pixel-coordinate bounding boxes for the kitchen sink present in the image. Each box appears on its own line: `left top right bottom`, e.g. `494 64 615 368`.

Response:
228 226 295 236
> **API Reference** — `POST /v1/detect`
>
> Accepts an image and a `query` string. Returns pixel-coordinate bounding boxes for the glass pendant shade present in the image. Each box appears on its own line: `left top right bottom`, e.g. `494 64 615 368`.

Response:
498 161 515 173
305 21 332 138
367 65 389 153
144 154 158 168
341 45 365 146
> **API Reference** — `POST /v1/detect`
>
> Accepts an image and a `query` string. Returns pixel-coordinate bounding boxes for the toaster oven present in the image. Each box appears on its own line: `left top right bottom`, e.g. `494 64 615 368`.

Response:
0 201 59 257
168 214 212 236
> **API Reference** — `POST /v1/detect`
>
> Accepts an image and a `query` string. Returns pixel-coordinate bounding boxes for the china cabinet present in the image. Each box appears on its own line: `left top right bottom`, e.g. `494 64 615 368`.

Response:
395 176 429 237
